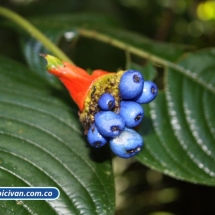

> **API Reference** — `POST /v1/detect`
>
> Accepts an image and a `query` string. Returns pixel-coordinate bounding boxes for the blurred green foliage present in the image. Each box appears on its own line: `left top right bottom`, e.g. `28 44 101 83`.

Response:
1 0 215 65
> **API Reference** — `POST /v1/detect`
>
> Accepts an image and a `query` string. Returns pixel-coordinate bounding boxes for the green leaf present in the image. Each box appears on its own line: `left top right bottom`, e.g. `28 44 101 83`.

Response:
137 49 215 186
0 57 115 214
5 12 215 186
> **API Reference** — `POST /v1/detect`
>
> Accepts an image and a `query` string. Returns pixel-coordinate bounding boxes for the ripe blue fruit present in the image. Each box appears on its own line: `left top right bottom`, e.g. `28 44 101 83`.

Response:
87 123 108 148
94 111 125 137
110 127 143 158
119 101 144 127
119 70 144 99
134 81 158 104
98 93 115 110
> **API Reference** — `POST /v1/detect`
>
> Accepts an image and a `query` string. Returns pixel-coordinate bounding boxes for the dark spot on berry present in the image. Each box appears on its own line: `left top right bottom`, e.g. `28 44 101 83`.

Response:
135 114 142 121
94 141 101 147
111 126 120 132
133 75 140 83
91 126 95 133
126 146 141 154
108 101 113 110
151 87 156 94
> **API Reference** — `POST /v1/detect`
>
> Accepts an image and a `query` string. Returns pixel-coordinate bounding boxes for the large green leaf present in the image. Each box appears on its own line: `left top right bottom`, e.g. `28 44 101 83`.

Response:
5 12 215 186
137 49 215 186
0 57 115 215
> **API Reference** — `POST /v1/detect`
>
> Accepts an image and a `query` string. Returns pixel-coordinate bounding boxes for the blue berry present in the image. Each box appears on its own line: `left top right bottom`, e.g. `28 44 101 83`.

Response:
119 101 144 128
87 123 108 148
95 111 125 137
110 127 143 158
119 70 144 99
134 81 158 104
98 93 115 110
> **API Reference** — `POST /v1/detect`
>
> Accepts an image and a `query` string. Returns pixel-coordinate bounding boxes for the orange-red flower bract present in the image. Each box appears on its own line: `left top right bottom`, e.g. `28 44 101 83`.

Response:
43 54 102 111
91 69 110 78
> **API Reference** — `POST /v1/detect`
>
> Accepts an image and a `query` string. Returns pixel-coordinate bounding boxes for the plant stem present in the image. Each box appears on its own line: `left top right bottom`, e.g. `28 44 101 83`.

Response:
78 28 215 94
77 28 172 67
0 6 73 64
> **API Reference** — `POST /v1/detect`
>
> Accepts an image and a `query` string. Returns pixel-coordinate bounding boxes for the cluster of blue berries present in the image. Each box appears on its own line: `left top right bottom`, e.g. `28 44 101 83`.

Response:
87 70 157 159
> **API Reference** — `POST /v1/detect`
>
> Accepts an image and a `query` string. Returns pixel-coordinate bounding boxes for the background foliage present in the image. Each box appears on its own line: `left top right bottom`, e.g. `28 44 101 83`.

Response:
0 0 215 215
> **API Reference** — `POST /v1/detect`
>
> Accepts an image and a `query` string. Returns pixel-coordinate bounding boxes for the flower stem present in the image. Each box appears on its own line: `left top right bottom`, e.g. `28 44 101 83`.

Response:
0 6 73 64
77 28 215 94
77 28 172 67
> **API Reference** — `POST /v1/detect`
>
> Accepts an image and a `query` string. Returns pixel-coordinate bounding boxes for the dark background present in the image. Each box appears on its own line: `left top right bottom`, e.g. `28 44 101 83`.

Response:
0 0 215 214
